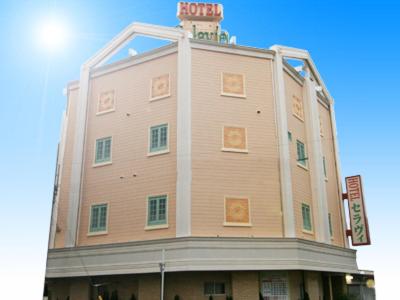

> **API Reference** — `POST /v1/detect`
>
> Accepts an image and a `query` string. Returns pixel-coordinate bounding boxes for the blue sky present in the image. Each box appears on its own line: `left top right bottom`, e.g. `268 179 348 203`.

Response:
0 0 399 298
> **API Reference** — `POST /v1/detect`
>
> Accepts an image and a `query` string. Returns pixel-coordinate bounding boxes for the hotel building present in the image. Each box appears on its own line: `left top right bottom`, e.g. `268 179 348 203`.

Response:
45 3 374 299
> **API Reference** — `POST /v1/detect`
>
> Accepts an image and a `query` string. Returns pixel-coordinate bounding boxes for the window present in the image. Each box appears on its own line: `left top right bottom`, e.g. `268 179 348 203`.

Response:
302 203 312 232
319 116 323 136
95 137 112 164
323 156 327 178
221 72 246 98
204 282 225 296
328 213 333 238
90 204 108 233
288 131 292 142
149 124 168 153
222 126 248 152
147 195 168 226
292 95 304 121
261 276 288 298
296 140 307 167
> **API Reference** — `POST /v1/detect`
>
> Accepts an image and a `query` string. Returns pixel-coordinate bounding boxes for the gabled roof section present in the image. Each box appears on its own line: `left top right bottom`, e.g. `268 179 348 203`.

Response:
270 45 334 104
83 22 186 70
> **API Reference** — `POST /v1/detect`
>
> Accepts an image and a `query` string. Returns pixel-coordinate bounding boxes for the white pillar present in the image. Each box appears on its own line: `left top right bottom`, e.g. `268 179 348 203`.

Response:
329 104 350 247
49 110 68 248
303 69 331 244
176 32 192 237
65 67 90 247
271 48 296 237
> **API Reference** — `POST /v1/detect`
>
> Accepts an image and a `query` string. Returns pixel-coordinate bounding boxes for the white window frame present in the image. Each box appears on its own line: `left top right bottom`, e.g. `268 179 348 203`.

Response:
296 139 308 170
93 136 113 167
301 203 313 234
323 156 328 180
145 194 169 230
328 212 334 239
148 123 170 157
87 202 109 236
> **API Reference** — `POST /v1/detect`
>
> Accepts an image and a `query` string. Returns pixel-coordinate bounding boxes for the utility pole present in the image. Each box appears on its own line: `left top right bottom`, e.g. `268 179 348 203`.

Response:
159 249 165 300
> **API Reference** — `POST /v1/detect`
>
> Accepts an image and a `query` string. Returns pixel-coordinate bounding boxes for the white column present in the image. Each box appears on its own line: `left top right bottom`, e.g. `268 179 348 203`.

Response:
49 111 68 248
271 49 296 237
303 70 331 244
65 67 91 247
329 104 350 247
176 33 192 237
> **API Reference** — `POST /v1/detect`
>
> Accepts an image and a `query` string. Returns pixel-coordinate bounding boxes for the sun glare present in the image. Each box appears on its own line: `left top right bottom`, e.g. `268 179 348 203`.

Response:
37 18 69 52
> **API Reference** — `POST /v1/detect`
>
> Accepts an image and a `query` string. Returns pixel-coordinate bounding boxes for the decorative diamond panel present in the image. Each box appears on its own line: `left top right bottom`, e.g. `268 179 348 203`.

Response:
223 126 247 151
222 72 245 96
225 197 250 224
98 90 115 113
151 74 170 100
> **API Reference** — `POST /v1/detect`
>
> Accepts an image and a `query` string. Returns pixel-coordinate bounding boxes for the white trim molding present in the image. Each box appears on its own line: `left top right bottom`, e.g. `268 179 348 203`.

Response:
303 70 331 244
269 49 296 238
271 45 334 245
176 31 192 237
46 237 359 278
48 110 68 249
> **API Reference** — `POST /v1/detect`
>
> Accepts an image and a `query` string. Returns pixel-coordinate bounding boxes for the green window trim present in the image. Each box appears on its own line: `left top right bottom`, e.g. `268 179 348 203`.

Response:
95 137 112 164
90 204 108 232
323 156 327 178
147 195 167 226
288 131 292 142
150 124 168 153
296 140 307 167
328 213 333 237
301 203 312 231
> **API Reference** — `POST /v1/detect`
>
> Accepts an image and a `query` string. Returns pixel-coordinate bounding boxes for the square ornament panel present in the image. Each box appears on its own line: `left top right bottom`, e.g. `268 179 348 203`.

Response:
292 94 304 121
223 126 247 151
151 74 170 100
221 72 245 97
225 197 250 224
98 90 115 114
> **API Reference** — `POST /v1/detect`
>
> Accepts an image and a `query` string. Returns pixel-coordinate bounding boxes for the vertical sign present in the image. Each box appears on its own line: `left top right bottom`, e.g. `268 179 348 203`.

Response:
345 175 371 245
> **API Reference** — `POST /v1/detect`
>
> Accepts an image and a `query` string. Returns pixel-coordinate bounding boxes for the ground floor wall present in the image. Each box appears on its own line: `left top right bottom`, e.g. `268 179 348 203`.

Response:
46 270 357 300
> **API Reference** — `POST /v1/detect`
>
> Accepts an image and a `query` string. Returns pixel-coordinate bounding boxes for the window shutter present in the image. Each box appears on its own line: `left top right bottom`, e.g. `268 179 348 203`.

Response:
104 139 111 160
96 140 104 161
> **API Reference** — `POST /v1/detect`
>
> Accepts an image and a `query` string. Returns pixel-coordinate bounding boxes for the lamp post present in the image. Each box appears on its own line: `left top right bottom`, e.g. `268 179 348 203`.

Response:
159 249 166 300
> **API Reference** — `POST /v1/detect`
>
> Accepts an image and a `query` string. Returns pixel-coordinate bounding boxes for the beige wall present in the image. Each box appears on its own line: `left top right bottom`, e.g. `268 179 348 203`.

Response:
53 45 346 248
284 71 316 241
232 271 259 299
54 87 78 248
319 102 345 247
54 53 178 248
78 53 178 246
191 49 283 237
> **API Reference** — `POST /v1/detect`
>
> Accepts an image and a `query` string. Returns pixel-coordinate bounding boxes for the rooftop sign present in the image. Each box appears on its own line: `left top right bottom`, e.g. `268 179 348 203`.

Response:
177 2 229 44
345 175 371 246
177 2 223 21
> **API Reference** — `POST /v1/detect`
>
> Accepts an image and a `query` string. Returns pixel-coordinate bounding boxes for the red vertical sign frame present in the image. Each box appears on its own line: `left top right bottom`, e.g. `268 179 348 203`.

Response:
345 175 371 246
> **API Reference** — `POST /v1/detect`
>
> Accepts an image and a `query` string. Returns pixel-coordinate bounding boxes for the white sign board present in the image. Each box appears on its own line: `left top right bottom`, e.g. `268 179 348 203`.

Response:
345 175 371 246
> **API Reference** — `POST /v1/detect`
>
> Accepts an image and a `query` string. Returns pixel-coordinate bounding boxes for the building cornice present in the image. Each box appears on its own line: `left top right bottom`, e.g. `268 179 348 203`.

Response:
190 39 274 59
46 237 358 278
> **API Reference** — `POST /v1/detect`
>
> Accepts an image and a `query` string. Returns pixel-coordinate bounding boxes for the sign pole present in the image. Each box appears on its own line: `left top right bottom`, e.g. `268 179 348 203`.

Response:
160 249 165 300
